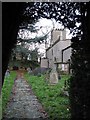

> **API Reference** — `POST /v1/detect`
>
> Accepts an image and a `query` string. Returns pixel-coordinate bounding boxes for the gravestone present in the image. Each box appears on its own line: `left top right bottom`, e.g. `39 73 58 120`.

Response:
5 69 10 77
27 67 32 74
49 64 58 84
32 67 49 76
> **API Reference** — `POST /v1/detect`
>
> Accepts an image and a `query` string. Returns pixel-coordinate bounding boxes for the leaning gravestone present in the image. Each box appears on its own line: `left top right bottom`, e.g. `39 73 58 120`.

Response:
49 64 58 85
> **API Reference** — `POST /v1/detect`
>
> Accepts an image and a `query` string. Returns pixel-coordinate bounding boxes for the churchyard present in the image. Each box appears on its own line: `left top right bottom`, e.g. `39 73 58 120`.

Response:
1 69 71 119
1 71 17 117
24 73 71 119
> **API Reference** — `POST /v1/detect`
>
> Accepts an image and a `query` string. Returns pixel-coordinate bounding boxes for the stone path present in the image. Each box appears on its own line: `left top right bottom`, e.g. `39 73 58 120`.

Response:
3 73 48 120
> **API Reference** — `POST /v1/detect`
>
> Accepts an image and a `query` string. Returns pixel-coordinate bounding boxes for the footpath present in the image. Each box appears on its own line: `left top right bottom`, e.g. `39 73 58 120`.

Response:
3 72 48 120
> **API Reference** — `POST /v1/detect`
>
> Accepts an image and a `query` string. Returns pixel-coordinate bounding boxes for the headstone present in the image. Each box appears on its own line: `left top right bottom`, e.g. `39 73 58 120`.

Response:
49 72 58 84
49 64 58 84
32 67 49 76
27 67 32 74
5 69 10 77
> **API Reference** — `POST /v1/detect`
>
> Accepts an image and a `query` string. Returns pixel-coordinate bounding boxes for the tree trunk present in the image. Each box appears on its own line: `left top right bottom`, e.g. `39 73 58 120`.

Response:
2 3 24 87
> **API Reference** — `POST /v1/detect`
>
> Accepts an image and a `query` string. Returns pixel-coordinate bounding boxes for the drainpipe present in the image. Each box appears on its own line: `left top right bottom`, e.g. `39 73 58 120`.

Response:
61 45 71 74
61 45 71 63
62 51 63 63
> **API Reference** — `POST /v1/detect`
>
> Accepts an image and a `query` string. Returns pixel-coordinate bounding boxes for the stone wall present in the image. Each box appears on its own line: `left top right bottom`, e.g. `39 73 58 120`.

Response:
46 39 71 68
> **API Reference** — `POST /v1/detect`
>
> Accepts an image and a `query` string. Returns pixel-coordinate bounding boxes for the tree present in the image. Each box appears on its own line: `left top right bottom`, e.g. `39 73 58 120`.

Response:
2 2 36 86
69 3 90 119
29 48 39 61
2 2 90 119
11 42 39 62
23 3 90 118
11 42 29 61
17 23 50 43
2 3 26 87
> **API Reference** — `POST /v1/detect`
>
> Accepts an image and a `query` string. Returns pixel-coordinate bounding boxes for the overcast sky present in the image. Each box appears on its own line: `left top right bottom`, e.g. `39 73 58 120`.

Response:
32 18 72 57
19 18 72 40
18 18 72 58
35 18 72 39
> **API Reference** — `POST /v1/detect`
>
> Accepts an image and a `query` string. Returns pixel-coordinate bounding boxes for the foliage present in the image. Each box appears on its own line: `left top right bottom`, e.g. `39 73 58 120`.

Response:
19 21 38 33
0 95 2 120
17 2 83 43
24 73 71 119
9 59 40 70
15 3 90 118
18 30 48 43
69 36 90 118
29 48 39 61
2 71 16 115
23 2 89 118
22 2 82 36
3 2 90 119
11 42 39 62
11 42 30 61
68 3 90 119
18 14 49 43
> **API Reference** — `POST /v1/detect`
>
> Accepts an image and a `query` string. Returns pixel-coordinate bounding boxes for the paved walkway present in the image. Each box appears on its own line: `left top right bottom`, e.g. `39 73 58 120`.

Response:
3 73 48 120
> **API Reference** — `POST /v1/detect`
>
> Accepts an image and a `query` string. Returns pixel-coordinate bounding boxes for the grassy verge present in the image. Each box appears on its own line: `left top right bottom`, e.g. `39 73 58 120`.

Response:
0 95 2 120
1 71 16 116
24 73 71 119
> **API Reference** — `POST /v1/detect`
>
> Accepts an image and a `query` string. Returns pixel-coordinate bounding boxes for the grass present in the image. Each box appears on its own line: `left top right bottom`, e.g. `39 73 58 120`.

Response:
0 95 2 120
1 71 17 117
24 73 71 119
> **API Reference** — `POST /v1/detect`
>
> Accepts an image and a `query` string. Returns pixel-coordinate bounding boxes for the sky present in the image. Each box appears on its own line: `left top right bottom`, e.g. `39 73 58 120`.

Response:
19 18 72 40
35 18 72 39
31 18 72 57
18 18 72 58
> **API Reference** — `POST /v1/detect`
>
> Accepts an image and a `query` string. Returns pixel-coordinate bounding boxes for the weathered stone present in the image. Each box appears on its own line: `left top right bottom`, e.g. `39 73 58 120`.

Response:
5 69 10 77
3 77 48 119
49 71 58 84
